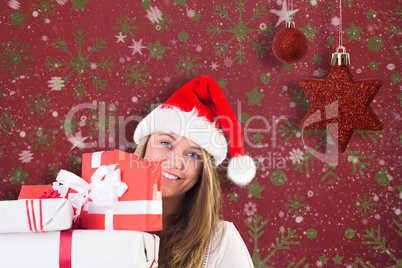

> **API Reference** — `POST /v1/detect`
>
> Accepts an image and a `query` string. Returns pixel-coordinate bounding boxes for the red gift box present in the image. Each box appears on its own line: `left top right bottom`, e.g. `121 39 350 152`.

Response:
80 150 163 231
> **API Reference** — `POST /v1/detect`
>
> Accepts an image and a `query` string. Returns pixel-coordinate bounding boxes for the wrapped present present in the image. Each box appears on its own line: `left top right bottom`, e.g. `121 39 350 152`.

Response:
57 149 163 231
0 230 159 268
0 198 73 233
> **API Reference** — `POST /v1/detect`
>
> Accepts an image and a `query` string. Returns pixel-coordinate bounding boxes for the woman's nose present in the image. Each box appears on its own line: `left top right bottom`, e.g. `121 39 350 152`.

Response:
174 154 183 169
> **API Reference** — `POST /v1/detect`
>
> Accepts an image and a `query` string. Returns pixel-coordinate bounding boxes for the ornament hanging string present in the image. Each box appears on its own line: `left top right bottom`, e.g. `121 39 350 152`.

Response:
339 0 342 46
287 0 294 21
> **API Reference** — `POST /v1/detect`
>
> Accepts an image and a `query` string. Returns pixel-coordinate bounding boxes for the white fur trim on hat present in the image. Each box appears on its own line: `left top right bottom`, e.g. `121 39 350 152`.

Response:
134 106 228 165
227 155 256 186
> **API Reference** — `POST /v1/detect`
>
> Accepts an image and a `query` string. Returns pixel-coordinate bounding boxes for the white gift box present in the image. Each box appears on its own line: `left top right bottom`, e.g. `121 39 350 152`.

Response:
0 230 159 268
0 199 73 233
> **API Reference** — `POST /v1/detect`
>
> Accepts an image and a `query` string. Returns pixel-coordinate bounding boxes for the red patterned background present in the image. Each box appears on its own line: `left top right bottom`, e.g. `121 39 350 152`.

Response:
1 0 401 266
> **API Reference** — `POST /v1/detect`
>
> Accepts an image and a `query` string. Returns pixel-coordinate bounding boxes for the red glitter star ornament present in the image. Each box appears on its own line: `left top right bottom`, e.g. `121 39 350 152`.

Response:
299 46 383 153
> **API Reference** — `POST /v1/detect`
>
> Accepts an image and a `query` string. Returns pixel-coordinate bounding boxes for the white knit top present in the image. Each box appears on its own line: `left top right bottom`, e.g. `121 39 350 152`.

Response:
202 221 254 268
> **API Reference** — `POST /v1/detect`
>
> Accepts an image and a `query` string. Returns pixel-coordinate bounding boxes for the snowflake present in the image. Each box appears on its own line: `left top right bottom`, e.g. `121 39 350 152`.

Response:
175 52 201 79
32 0 59 20
1 38 35 78
307 190 314 197
19 150 34 163
150 11 172 33
28 126 56 154
307 0 322 7
354 193 377 216
289 148 304 164
113 15 138 42
312 68 325 77
146 6 163 24
123 62 151 89
48 76 65 91
26 92 52 118
224 57 233 67
115 32 126 43
186 8 195 18
56 0 68 5
46 29 115 99
270 0 299 27
171 39 178 46
259 23 267 31
331 16 341 27
8 0 20 9
68 130 88 149
85 102 121 142
206 0 274 65
244 201 257 217
128 39 146 56
209 62 219 70
285 194 308 216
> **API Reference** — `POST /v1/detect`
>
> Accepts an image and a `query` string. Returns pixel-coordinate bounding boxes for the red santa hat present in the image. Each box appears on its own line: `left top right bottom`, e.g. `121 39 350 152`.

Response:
134 76 256 186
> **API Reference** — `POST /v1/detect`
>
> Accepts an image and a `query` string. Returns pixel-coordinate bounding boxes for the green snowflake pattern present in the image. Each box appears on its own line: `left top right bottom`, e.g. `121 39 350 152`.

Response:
123 62 151 89
244 214 304 267
343 0 354 7
395 4 402 17
47 163 60 179
326 2 336 14
46 29 115 99
176 52 201 79
285 194 308 216
142 98 162 118
386 23 401 39
67 155 81 174
26 92 52 118
0 110 15 135
354 193 377 216
32 0 59 20
113 15 138 42
85 102 121 142
28 126 56 154
362 226 402 267
394 44 402 57
206 0 274 65
1 38 35 77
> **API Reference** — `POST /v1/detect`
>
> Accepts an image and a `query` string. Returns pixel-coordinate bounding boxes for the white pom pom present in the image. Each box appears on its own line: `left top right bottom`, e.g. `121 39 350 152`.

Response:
227 155 256 186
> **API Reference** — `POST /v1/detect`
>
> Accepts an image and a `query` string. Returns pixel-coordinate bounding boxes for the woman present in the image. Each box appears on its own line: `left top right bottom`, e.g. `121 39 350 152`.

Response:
133 76 256 267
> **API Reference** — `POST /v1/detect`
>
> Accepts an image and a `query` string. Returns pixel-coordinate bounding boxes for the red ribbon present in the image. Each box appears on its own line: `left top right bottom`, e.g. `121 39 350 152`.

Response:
149 234 157 268
59 230 73 268
25 199 44 232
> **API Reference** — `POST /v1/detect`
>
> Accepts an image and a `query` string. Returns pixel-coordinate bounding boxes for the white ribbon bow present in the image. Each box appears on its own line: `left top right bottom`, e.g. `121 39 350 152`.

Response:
55 164 128 219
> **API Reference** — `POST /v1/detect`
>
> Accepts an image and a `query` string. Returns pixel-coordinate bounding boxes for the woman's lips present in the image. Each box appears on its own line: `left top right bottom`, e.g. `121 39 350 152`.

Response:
162 170 183 183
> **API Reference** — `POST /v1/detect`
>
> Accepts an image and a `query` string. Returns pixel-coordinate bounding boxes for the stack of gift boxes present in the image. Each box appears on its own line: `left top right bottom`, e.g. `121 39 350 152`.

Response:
0 150 162 268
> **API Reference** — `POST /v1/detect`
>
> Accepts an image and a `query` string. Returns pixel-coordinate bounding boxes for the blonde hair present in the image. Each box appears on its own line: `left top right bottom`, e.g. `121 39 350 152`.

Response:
135 135 223 268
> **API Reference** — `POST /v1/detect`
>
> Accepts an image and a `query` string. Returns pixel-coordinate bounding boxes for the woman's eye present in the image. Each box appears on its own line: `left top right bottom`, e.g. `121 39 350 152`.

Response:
187 152 200 160
161 141 172 149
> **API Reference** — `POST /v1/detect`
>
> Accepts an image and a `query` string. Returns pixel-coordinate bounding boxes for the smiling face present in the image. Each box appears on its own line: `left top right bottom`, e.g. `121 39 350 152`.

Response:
144 132 204 199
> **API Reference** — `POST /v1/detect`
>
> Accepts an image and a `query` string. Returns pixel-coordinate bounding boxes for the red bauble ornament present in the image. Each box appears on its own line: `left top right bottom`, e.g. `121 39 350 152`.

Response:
272 21 308 64
299 47 383 153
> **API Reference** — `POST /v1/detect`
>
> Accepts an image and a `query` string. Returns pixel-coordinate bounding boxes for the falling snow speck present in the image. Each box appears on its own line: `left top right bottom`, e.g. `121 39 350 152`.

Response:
20 131 26 137
387 63 395 70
